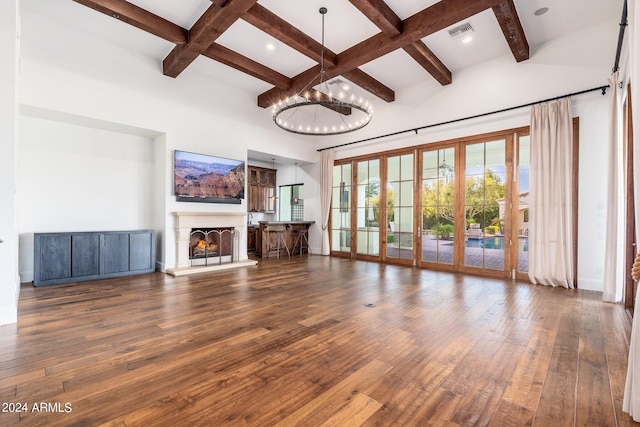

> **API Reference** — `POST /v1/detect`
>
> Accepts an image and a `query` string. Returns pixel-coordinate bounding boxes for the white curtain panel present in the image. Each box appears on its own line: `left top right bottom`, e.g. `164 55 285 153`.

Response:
624 0 640 420
319 148 335 255
603 72 623 303
528 97 575 288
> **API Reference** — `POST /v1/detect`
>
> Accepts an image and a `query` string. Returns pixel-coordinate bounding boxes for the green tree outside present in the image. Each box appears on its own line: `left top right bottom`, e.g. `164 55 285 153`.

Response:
422 169 505 235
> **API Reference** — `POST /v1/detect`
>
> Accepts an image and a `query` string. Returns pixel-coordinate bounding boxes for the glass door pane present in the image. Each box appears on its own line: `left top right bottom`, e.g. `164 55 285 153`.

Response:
517 135 530 274
421 147 455 265
464 140 506 271
331 163 352 253
387 154 414 260
356 159 380 256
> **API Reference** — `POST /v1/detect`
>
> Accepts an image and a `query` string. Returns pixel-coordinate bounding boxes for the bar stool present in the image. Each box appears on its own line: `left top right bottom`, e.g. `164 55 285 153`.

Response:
269 228 290 258
292 228 310 256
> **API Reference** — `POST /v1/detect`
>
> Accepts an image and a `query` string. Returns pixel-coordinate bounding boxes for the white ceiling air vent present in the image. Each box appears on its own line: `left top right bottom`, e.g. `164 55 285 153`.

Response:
448 22 474 39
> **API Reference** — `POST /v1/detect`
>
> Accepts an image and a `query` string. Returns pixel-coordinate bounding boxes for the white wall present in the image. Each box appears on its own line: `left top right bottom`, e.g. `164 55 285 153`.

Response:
0 0 19 325
17 116 158 282
575 94 610 291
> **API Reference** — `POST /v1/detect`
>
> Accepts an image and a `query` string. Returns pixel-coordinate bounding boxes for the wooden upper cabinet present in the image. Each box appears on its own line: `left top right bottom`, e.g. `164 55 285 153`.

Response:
249 168 259 185
248 166 276 212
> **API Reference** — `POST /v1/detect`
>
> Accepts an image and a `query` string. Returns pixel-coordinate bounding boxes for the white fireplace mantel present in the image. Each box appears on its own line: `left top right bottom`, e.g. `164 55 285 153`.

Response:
167 211 257 276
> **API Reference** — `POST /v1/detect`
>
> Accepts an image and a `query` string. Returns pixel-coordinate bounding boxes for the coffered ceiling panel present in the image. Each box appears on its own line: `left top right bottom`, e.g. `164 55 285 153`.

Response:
216 19 316 78
26 0 624 120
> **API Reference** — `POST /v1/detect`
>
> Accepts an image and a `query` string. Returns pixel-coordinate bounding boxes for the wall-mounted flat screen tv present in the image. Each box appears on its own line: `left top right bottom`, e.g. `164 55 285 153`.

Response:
174 150 245 204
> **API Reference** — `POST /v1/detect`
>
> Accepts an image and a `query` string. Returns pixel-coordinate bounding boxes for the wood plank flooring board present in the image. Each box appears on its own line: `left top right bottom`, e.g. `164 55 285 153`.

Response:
488 400 536 427
0 256 635 426
362 334 470 424
575 292 617 426
601 303 633 399
499 324 561 412
600 303 635 427
14 374 66 404
531 293 582 427
273 359 392 427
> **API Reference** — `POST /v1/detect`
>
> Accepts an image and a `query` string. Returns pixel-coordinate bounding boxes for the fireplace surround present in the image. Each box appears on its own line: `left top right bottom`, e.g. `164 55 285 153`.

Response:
167 212 257 276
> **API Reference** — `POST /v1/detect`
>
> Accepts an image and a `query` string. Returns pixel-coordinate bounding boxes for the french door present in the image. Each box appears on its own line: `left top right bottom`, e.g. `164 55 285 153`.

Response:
417 133 529 278
385 153 415 264
355 159 380 259
331 129 532 280
420 146 456 269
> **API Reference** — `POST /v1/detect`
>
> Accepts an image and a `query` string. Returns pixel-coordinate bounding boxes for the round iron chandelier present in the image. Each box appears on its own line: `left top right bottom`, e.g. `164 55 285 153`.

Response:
272 7 373 136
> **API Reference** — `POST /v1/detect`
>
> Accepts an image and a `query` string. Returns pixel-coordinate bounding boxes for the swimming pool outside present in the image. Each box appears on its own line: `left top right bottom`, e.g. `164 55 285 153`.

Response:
465 236 528 251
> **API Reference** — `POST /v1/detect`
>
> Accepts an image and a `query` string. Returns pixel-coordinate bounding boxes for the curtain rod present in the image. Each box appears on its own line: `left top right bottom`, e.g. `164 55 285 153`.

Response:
317 84 608 152
613 0 628 73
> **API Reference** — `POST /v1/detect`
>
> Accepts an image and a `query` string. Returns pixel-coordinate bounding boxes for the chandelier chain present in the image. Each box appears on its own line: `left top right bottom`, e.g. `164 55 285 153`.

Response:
271 6 373 136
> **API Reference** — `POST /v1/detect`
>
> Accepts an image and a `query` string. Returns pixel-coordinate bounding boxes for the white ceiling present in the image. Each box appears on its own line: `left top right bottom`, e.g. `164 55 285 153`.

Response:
23 0 624 96
20 0 625 163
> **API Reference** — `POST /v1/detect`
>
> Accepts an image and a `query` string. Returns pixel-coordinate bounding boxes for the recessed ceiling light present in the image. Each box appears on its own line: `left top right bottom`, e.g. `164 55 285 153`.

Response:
534 7 549 16
266 43 275 51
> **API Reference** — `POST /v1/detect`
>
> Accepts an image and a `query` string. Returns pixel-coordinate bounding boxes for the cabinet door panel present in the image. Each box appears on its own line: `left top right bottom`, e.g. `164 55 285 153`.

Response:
102 234 130 274
130 232 152 271
71 234 100 277
38 235 71 281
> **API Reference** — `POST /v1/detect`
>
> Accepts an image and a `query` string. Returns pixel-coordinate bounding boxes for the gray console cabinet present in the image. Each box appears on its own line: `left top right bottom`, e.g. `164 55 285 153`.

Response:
34 230 155 286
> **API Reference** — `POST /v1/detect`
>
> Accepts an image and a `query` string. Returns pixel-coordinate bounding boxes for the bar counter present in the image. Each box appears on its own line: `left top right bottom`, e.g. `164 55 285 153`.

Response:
255 221 314 258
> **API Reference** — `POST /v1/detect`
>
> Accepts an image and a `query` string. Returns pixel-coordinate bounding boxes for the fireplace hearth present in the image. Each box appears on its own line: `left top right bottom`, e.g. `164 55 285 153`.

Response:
167 212 257 276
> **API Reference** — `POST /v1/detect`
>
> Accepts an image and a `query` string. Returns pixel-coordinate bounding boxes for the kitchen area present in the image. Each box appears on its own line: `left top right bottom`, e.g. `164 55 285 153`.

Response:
246 154 315 258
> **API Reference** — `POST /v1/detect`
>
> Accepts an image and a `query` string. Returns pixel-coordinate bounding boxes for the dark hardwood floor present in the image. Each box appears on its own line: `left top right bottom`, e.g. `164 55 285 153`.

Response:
0 256 636 426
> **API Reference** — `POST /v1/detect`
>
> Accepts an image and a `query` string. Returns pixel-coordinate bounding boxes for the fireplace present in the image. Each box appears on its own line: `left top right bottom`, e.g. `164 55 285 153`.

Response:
189 227 235 266
167 212 257 276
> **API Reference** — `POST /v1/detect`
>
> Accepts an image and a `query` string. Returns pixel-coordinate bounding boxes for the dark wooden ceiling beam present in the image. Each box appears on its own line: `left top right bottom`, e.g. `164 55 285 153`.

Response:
259 0 501 107
307 90 352 115
243 4 337 66
163 0 258 78
404 42 452 85
401 0 502 42
76 0 527 111
348 0 402 37
492 0 529 62
341 69 395 102
348 0 452 86
203 44 291 90
243 3 394 104
72 0 188 44
266 66 353 113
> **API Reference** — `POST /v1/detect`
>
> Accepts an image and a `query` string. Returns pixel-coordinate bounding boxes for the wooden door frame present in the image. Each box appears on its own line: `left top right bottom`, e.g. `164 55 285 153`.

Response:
352 157 382 263
417 143 458 272
624 83 636 314
513 130 530 282
457 135 512 279
381 149 418 267
329 160 354 259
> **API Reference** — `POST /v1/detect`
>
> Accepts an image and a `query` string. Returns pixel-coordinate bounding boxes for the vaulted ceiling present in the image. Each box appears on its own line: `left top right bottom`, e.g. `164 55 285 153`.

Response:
68 0 621 116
